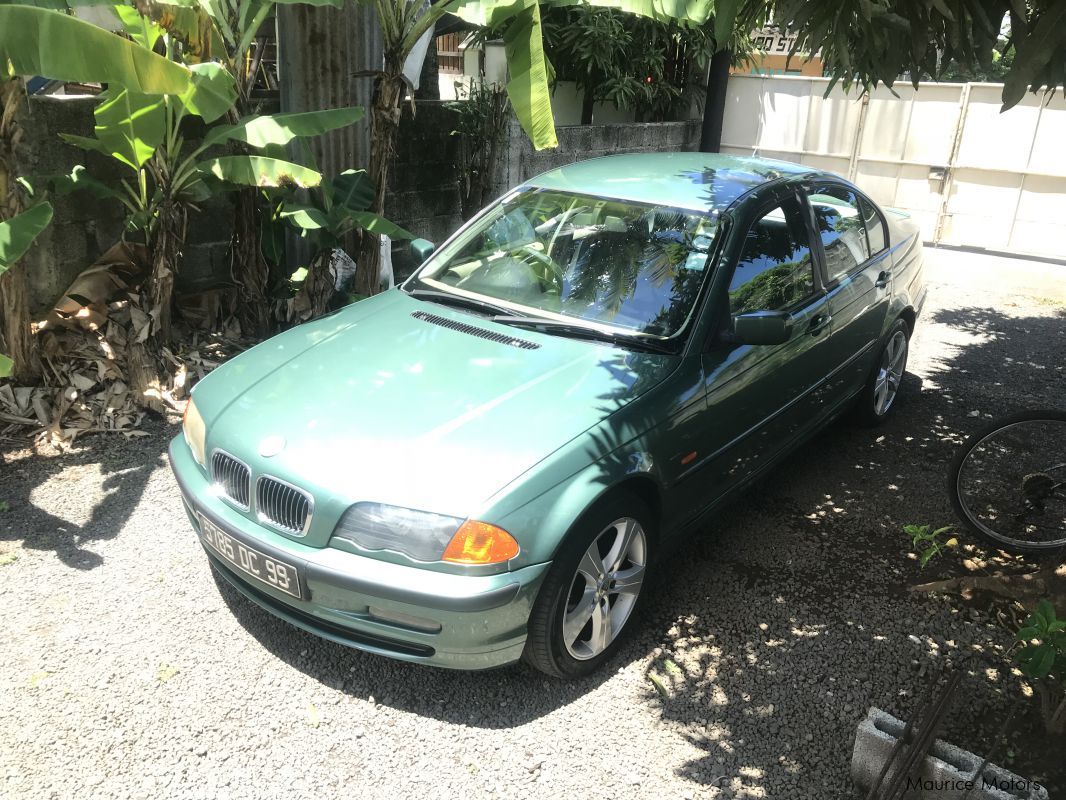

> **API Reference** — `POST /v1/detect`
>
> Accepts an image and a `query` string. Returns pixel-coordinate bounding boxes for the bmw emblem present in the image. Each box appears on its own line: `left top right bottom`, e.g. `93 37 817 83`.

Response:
258 435 286 458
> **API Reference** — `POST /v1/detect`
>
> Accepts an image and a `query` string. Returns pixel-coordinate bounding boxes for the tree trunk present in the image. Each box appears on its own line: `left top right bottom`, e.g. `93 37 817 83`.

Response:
0 78 41 384
232 188 270 337
147 200 187 344
580 87 594 126
699 47 732 153
355 60 406 299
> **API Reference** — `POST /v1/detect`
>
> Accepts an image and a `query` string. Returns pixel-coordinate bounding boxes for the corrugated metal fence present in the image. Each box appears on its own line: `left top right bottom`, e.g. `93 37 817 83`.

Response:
721 74 1066 260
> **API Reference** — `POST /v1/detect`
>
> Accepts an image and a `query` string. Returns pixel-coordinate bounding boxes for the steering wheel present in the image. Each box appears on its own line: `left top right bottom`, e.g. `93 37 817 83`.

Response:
512 244 565 292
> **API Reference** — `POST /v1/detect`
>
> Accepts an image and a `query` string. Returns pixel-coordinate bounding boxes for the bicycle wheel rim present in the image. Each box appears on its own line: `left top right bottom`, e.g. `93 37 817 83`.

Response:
954 417 1066 551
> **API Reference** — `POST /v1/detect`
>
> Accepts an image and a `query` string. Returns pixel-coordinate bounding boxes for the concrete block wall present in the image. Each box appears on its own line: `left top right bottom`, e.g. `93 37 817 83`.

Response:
16 96 233 312
386 101 465 280
16 96 129 313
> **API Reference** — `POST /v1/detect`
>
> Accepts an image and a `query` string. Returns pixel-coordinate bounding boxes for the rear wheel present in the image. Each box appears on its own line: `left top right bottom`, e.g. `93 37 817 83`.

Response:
523 493 653 679
854 318 910 426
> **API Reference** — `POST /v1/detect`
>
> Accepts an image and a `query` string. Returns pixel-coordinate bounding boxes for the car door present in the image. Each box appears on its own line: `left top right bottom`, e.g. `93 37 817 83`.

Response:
677 189 837 508
805 183 894 402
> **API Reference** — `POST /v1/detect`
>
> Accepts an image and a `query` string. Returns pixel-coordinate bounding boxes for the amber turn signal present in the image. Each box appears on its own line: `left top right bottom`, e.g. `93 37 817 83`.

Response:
442 520 519 565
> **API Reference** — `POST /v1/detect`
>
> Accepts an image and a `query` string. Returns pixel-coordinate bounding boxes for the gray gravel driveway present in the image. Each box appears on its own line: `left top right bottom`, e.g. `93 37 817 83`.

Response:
2 248 1064 799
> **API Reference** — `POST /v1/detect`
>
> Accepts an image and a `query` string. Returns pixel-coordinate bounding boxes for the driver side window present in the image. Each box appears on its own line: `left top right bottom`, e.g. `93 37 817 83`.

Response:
729 198 815 316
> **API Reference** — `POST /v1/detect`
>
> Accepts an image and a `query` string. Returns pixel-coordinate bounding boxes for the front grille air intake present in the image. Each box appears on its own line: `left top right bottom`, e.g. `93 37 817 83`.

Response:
256 477 313 536
411 310 540 350
212 450 250 509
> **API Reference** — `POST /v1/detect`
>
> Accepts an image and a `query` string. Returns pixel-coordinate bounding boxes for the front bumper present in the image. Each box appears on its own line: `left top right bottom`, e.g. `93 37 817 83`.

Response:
168 436 549 669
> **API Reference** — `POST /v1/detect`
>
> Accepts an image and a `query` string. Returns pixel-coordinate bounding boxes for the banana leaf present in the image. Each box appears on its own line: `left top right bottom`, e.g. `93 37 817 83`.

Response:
0 203 54 274
337 209 415 240
500 3 556 150
89 87 166 171
203 107 365 149
0 5 189 95
280 204 330 230
451 0 556 149
328 169 375 213
197 156 323 188
33 165 126 202
180 62 238 124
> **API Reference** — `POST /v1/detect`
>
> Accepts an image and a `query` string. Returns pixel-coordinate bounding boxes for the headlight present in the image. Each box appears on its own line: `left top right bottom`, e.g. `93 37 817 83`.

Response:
183 396 207 467
332 503 519 565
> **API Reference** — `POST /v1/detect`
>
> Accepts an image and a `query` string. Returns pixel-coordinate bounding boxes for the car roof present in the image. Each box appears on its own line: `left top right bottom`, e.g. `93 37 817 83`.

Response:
523 152 817 215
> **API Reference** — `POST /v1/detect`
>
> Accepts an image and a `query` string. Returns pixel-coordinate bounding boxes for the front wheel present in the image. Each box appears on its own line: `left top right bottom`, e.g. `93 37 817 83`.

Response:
523 493 653 679
948 409 1066 553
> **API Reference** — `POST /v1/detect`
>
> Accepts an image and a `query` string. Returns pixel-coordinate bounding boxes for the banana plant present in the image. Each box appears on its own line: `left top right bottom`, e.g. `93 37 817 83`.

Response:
351 0 717 298
59 57 366 341
139 0 352 334
0 3 192 383
0 203 53 377
275 166 413 316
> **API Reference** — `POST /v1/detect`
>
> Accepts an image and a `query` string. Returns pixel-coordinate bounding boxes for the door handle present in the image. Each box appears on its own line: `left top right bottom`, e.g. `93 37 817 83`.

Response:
875 270 891 289
808 313 832 335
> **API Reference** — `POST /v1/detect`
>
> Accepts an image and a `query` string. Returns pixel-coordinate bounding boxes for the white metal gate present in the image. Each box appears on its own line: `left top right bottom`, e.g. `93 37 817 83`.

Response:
720 74 1066 260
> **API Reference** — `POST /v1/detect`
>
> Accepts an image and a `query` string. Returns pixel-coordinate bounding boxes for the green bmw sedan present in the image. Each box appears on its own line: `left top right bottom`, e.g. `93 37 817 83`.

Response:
169 153 926 678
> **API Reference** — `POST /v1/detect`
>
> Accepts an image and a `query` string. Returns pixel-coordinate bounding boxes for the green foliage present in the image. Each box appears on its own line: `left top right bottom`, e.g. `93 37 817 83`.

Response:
1014 599 1066 734
64 89 166 171
204 107 365 149
543 3 726 122
277 168 413 247
903 524 957 569
0 5 189 94
1015 600 1066 681
446 81 510 218
0 204 54 274
198 156 323 189
719 1 1066 111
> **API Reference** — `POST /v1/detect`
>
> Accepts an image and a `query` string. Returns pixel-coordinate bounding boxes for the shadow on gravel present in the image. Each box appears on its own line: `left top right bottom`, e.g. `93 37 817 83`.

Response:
203 306 1063 787
0 417 168 569
209 566 623 726
634 305 1066 796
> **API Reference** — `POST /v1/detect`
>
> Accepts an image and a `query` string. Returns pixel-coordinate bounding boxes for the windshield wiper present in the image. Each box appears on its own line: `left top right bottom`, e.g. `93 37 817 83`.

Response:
404 287 513 318
493 315 676 355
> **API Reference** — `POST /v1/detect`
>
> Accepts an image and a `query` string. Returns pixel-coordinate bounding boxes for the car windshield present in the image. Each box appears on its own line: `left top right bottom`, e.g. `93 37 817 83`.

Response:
409 188 719 338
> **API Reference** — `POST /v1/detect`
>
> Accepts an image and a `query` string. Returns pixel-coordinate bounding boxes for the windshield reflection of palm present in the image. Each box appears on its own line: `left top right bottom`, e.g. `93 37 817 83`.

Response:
428 189 713 339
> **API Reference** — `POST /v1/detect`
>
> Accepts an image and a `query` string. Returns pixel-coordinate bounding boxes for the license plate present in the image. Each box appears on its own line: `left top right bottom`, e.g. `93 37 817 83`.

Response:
198 514 302 599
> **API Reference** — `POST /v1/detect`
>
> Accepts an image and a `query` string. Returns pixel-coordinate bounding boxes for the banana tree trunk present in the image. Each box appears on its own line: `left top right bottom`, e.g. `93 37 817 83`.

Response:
148 199 187 344
232 187 270 337
355 58 406 298
0 78 42 384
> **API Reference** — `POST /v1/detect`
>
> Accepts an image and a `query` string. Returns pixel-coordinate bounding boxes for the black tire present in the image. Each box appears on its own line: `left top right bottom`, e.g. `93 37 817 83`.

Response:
948 409 1066 554
853 317 911 427
523 491 654 679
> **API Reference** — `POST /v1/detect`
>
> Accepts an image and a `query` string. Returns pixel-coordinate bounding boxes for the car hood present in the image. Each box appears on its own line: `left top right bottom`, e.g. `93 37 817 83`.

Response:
197 290 677 522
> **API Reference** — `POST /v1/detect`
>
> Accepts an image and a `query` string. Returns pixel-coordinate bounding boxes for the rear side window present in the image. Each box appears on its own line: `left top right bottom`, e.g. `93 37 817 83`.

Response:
859 196 887 254
809 186 870 283
729 198 815 315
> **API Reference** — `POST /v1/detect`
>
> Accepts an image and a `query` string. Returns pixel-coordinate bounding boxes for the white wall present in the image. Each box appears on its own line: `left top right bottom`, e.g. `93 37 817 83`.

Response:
720 74 1066 260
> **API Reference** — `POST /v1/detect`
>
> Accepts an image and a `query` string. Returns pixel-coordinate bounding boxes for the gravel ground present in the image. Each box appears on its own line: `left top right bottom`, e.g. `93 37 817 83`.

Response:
1 247 1064 800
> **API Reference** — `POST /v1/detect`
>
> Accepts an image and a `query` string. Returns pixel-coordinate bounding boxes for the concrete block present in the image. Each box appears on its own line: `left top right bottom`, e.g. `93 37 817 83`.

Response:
852 708 1048 800
178 241 232 293
591 125 619 152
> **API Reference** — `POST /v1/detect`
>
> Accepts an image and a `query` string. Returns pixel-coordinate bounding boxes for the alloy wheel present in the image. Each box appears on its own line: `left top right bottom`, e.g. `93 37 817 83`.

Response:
874 330 908 416
562 517 647 660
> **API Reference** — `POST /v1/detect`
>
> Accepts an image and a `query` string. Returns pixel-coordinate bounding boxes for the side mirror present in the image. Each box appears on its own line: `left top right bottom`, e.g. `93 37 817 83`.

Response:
732 310 793 346
410 238 436 262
